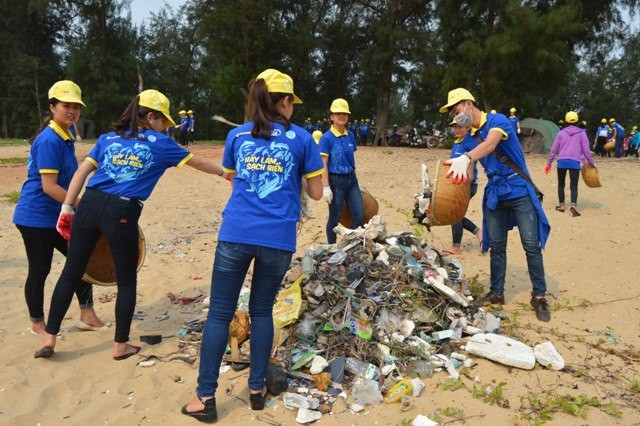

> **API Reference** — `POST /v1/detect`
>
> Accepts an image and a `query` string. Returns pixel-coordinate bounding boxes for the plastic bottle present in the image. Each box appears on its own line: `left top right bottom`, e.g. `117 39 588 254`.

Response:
345 357 379 380
384 379 413 403
302 249 314 276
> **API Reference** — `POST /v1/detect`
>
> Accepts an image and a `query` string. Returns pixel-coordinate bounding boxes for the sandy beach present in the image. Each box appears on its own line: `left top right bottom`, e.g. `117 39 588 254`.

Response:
1 143 639 425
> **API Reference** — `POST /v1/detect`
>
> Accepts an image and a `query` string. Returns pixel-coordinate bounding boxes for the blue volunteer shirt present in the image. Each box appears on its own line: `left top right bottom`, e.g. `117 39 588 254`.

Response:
13 121 78 228
219 122 324 252
596 125 610 138
179 116 189 130
189 115 195 131
320 126 357 174
85 129 192 200
475 112 550 251
508 115 520 134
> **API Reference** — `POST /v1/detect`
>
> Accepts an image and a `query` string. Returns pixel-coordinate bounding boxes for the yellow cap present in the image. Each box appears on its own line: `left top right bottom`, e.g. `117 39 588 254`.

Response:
439 88 475 113
256 68 302 104
178 110 186 115
565 111 579 123
601 118 607 124
187 110 193 114
510 107 516 113
139 89 176 127
312 130 322 144
48 80 85 106
490 109 497 114
609 118 615 123
330 98 351 114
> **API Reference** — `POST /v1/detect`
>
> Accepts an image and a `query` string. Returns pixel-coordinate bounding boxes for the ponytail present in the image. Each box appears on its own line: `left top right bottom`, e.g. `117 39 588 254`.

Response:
247 79 291 139
111 96 163 139
29 99 59 145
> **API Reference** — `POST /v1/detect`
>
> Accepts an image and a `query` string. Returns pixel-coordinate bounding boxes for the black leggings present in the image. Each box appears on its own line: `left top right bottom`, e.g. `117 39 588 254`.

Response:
557 168 580 206
16 225 93 322
46 188 142 342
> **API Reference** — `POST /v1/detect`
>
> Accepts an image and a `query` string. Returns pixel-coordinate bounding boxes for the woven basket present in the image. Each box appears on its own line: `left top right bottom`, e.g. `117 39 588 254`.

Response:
428 160 471 226
339 190 379 227
604 140 615 152
581 164 602 188
82 226 146 286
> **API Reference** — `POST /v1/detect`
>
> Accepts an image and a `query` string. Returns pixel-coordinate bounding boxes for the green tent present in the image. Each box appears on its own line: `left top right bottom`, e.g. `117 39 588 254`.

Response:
520 118 560 153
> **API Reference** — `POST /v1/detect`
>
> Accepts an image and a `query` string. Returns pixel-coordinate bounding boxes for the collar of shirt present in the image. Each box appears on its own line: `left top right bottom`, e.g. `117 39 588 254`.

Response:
48 120 74 141
330 125 348 137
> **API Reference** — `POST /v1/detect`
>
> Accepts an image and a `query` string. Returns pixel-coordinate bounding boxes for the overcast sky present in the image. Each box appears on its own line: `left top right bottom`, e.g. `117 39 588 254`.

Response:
129 0 187 24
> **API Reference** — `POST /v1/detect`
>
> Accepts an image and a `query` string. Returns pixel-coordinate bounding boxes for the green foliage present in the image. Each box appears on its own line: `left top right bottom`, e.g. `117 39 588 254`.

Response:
439 378 466 391
629 379 640 392
0 157 28 164
441 406 465 418
2 191 20 204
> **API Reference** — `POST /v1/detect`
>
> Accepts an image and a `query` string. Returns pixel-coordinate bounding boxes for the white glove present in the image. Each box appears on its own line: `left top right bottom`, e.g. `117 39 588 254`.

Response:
444 154 471 184
322 186 333 204
517 128 521 134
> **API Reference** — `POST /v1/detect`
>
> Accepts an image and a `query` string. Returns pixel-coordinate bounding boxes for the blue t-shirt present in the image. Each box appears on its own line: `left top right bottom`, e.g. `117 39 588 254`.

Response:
219 122 324 252
86 129 192 200
13 122 78 228
320 126 358 174
450 134 479 182
179 116 189 130
508 115 520 134
612 123 625 139
188 115 195 131
596 125 610 138
476 113 528 201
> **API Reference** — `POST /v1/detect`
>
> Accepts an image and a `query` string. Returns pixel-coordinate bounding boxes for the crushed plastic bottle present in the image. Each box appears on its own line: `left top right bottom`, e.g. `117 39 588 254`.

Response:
344 357 379 380
384 379 413 403
351 378 383 405
302 249 314 277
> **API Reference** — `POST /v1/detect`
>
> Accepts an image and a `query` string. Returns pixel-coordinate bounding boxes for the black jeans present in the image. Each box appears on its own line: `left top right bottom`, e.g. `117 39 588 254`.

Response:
46 188 142 342
16 225 93 322
451 181 479 245
557 168 580 206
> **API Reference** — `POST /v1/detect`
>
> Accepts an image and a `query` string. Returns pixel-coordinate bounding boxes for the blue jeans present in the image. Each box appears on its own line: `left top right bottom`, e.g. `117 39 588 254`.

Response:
485 195 547 298
451 181 479 245
615 136 624 158
197 241 293 397
326 172 363 244
46 188 142 342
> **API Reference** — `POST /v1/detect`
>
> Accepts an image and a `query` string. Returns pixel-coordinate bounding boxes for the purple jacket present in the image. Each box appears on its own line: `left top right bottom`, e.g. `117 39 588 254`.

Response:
547 125 595 167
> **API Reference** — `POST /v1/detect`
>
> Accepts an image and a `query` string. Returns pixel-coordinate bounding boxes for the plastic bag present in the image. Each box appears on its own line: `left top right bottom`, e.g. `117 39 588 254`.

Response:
273 275 303 328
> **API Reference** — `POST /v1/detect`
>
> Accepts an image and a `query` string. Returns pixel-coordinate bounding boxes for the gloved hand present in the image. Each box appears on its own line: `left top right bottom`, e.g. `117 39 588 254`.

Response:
322 186 333 204
544 165 551 174
56 204 74 240
444 154 471 184
517 128 521 134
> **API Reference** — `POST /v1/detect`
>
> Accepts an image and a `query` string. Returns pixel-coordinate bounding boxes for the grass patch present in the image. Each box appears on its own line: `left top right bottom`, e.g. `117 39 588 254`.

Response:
0 157 28 164
0 139 29 146
2 191 20 203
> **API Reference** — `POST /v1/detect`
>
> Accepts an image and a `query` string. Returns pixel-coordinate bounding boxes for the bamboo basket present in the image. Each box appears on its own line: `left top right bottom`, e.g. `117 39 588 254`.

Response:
82 226 146 286
339 190 379 227
428 160 471 226
581 164 602 188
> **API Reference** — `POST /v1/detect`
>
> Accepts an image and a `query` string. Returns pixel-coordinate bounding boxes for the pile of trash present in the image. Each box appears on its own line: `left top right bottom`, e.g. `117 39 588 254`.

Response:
174 216 564 423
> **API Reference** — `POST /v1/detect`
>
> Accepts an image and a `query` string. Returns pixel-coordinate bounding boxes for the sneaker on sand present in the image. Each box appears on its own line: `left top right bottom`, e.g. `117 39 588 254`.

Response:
475 291 505 306
530 297 551 322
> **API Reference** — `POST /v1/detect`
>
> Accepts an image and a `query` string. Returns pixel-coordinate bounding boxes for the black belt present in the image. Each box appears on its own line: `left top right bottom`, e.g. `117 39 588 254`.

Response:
86 187 142 206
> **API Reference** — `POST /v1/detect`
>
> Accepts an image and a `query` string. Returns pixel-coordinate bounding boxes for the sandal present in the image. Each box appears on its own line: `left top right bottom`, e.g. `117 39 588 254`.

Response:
570 207 581 217
181 396 217 423
555 206 565 212
249 386 268 410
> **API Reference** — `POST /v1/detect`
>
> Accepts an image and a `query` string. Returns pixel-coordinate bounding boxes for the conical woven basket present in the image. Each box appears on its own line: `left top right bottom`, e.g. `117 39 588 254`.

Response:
339 190 379 227
428 160 471 226
82 226 146 286
604 140 615 152
581 164 602 188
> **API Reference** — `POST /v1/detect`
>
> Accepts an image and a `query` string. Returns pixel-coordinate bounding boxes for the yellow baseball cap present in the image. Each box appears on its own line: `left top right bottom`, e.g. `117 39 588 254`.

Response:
187 110 193 114
256 69 302 104
565 111 579 124
312 130 323 144
48 80 86 106
439 88 475 113
139 89 176 127
330 98 351 114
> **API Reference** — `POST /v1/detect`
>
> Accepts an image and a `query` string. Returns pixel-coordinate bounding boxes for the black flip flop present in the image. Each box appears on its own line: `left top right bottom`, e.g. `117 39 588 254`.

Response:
113 345 141 361
570 207 581 217
555 206 565 212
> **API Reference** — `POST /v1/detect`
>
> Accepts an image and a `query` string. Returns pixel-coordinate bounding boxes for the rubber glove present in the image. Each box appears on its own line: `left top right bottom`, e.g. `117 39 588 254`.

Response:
322 186 333 204
444 154 471 184
56 204 74 240
544 165 551 174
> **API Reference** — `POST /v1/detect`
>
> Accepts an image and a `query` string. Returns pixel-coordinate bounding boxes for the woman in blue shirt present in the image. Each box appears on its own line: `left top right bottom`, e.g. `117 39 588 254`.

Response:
181 69 323 423
13 80 105 336
35 89 227 360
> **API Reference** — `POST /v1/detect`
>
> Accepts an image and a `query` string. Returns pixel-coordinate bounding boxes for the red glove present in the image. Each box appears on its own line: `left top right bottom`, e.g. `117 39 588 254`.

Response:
544 165 551 174
56 204 75 240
